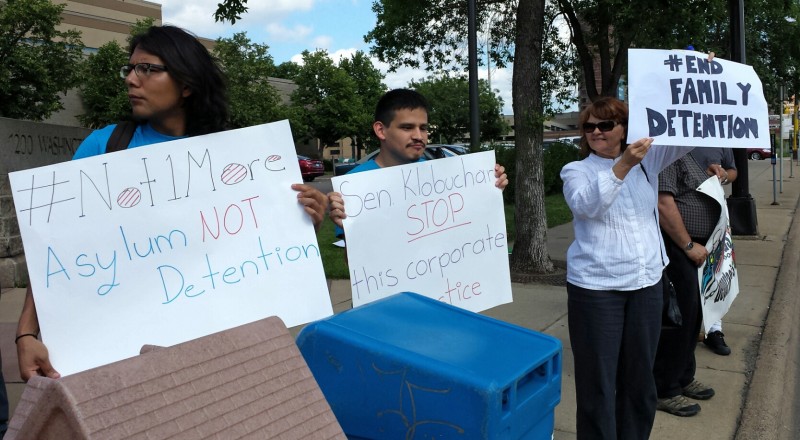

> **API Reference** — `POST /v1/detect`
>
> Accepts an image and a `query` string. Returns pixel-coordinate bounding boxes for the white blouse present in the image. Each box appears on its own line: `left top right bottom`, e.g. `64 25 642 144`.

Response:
560 144 693 291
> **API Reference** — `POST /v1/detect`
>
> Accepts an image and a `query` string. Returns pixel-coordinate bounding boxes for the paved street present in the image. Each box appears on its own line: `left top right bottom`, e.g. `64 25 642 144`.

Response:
308 174 333 195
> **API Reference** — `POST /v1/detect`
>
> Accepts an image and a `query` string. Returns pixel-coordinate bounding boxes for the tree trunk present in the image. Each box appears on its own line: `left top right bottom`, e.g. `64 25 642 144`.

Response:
509 0 554 274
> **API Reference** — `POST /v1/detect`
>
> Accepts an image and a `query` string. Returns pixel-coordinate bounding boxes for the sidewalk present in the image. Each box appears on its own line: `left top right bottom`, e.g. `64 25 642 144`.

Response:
1 158 798 439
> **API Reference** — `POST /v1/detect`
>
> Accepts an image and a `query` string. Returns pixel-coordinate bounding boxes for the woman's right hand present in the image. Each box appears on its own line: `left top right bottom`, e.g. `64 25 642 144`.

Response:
17 336 60 381
613 137 653 179
620 137 654 167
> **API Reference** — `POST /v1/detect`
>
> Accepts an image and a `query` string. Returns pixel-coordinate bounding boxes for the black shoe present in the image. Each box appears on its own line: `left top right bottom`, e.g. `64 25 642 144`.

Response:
682 380 715 400
657 395 701 417
704 330 731 356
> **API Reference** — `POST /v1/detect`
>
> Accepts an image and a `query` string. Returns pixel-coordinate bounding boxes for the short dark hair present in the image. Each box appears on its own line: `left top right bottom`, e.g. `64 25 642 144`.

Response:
374 89 428 127
129 25 229 136
578 97 628 158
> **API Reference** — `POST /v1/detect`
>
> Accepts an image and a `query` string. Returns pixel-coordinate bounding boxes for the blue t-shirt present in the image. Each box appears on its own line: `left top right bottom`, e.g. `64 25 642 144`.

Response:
72 123 185 160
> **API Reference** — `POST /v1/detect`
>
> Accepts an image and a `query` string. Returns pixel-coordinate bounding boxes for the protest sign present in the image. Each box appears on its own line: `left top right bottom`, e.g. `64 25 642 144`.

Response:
696 176 740 333
332 150 512 313
628 48 769 149
9 120 333 376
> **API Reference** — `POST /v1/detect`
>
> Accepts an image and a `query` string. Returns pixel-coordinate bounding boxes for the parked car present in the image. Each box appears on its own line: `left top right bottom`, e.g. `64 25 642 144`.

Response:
543 137 580 150
435 144 470 155
334 154 371 176
746 147 772 160
425 144 466 159
333 144 466 176
297 155 325 181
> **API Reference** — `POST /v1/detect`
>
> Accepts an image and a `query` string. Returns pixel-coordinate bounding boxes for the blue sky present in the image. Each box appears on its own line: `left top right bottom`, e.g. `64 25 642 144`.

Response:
157 0 515 113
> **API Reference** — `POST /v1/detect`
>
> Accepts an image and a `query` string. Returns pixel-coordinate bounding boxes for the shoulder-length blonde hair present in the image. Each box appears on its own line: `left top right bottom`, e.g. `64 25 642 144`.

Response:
578 97 628 158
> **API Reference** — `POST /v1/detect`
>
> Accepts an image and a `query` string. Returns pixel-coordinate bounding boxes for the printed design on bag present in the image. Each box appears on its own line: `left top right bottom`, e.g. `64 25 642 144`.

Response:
701 225 736 304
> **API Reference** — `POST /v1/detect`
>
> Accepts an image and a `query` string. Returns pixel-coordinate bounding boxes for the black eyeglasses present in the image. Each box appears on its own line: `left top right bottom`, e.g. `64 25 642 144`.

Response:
582 121 618 132
120 63 169 79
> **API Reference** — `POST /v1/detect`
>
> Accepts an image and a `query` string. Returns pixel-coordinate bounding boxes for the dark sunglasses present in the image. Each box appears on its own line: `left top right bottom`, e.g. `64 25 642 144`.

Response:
582 121 618 132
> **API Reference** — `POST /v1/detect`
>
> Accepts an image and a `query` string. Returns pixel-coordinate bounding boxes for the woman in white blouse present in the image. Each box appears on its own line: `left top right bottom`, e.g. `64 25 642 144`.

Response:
560 97 690 439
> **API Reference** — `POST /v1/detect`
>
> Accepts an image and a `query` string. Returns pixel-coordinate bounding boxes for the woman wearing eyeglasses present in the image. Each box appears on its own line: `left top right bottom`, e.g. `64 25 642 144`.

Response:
560 97 691 439
15 25 327 382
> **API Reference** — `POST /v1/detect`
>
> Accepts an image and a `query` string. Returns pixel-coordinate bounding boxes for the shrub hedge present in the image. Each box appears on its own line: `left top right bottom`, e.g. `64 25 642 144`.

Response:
490 141 580 204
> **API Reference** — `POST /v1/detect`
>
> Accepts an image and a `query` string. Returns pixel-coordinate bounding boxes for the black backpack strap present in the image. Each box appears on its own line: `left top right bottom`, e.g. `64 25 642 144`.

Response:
105 121 138 153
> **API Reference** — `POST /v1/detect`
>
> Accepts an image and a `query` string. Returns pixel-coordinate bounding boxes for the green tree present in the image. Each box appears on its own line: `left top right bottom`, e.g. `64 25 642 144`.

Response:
214 32 285 128
410 74 505 144
555 0 800 103
0 0 84 120
741 0 800 107
274 61 302 80
338 51 386 157
77 40 130 128
555 0 724 100
77 18 155 128
560 0 800 112
214 0 248 24
291 50 362 155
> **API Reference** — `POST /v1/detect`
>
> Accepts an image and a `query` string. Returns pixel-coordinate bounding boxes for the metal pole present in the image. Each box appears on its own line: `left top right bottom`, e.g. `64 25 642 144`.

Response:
792 100 797 177
772 157 779 204
468 0 480 151
772 131 779 205
727 0 759 234
791 129 795 178
781 139 784 192
486 25 491 92
780 86 784 193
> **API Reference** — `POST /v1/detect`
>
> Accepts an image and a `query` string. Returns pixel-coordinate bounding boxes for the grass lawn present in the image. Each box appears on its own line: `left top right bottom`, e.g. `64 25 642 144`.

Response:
317 193 573 279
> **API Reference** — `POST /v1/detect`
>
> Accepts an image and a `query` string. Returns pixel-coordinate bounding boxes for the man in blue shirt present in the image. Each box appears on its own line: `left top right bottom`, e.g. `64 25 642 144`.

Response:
328 89 507 233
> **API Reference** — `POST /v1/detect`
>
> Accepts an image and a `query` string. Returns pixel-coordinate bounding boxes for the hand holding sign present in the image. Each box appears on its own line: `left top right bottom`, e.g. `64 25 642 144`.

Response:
628 49 769 148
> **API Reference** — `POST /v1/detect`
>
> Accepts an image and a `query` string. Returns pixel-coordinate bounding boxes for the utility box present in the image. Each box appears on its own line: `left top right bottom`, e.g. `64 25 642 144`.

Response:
296 292 562 439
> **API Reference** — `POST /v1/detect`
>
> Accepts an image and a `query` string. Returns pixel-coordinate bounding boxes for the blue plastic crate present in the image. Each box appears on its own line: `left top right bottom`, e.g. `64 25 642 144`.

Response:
296 292 562 439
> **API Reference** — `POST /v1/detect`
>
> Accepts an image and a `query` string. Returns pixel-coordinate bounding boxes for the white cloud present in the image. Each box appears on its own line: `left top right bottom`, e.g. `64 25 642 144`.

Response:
478 66 513 114
266 23 313 42
158 0 316 38
329 48 359 62
311 35 333 50
160 3 227 37
290 53 305 64
235 0 316 33
289 47 356 65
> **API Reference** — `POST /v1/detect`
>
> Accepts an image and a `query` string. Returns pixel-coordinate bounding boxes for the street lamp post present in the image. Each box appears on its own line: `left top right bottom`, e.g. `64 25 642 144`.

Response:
468 0 480 151
727 0 760 235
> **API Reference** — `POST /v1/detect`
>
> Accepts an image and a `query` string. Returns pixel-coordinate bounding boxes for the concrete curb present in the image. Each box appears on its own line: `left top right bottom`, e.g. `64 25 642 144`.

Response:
735 193 800 440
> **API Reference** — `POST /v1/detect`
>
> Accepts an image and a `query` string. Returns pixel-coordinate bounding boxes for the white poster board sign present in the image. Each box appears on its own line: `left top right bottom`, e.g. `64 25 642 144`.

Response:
332 151 512 312
628 48 769 149
10 120 333 376
696 177 740 333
